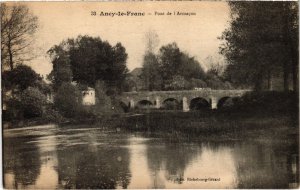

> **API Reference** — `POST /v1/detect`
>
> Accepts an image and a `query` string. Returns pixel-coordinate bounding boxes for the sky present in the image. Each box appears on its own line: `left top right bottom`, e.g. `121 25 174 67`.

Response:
12 1 230 76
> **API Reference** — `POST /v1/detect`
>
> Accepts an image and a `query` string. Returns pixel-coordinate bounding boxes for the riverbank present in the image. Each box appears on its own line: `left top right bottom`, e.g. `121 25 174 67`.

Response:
118 110 298 142
4 105 298 142
3 91 298 145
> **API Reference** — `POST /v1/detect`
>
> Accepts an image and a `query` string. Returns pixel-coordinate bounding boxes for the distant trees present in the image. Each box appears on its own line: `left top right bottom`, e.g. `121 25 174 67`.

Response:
48 35 128 90
205 56 225 78
137 29 233 91
140 41 224 91
1 3 38 71
220 2 298 91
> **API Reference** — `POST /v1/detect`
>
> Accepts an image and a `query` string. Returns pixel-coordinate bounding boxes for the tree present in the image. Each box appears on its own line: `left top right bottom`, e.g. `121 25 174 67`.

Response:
54 82 81 118
108 42 129 89
179 53 205 80
205 56 225 78
157 43 206 90
158 42 182 83
139 42 206 91
1 3 38 71
48 35 128 90
122 77 137 92
2 64 41 91
140 53 162 91
144 29 160 54
220 2 298 91
33 79 52 95
139 30 162 91
2 64 52 120
190 78 207 89
47 44 72 90
167 75 190 90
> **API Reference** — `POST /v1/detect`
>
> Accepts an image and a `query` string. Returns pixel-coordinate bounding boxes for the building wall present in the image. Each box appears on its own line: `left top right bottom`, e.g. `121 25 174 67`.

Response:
82 89 95 105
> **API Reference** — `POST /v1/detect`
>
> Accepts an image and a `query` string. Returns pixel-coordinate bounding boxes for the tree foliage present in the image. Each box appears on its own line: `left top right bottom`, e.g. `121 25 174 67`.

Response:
54 82 81 118
220 2 298 91
48 35 128 90
21 87 47 118
1 3 38 71
167 75 190 90
2 64 53 120
140 53 162 91
47 44 72 90
140 42 207 91
2 64 41 91
179 53 205 79
158 42 183 82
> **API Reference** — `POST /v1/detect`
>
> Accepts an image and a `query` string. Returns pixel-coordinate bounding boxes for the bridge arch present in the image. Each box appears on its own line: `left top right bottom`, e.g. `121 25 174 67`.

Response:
190 97 210 110
119 101 130 112
217 97 235 109
136 100 153 109
162 98 180 110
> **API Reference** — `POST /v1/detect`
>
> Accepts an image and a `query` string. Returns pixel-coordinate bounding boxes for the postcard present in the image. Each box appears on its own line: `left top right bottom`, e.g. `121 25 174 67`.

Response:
1 1 299 189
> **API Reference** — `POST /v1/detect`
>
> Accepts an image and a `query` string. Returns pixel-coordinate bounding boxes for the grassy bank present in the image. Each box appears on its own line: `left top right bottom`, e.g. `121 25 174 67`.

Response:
4 91 298 142
118 110 298 141
119 91 298 141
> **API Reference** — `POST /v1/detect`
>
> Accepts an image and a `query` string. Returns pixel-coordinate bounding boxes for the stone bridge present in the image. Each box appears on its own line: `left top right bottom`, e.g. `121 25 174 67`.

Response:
119 89 250 112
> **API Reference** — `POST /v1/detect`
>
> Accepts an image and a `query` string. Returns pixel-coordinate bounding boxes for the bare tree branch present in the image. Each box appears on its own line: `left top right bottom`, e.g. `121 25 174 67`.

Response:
1 3 38 71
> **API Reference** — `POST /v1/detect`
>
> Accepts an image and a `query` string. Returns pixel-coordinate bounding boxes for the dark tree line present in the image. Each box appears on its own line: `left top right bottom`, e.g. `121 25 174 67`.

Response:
220 2 298 91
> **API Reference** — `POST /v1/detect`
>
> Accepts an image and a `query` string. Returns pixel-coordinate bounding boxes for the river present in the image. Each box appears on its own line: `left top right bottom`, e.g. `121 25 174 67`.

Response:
3 124 299 189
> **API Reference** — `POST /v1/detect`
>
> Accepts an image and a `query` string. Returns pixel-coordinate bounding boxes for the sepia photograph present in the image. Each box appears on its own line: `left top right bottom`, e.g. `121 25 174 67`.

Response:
1 1 299 189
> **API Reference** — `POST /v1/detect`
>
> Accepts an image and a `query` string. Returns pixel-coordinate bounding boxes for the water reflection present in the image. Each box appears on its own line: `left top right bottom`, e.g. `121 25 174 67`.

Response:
3 125 299 189
142 141 238 189
232 142 299 188
56 142 131 189
145 142 201 188
4 136 41 189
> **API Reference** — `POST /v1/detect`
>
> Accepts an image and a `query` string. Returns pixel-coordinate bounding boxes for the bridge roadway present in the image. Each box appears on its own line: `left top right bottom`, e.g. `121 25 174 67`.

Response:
119 89 250 112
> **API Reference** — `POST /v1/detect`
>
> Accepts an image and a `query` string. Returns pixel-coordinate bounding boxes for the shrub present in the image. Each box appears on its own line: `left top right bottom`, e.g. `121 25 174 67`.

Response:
43 108 66 123
228 91 298 114
21 87 47 118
